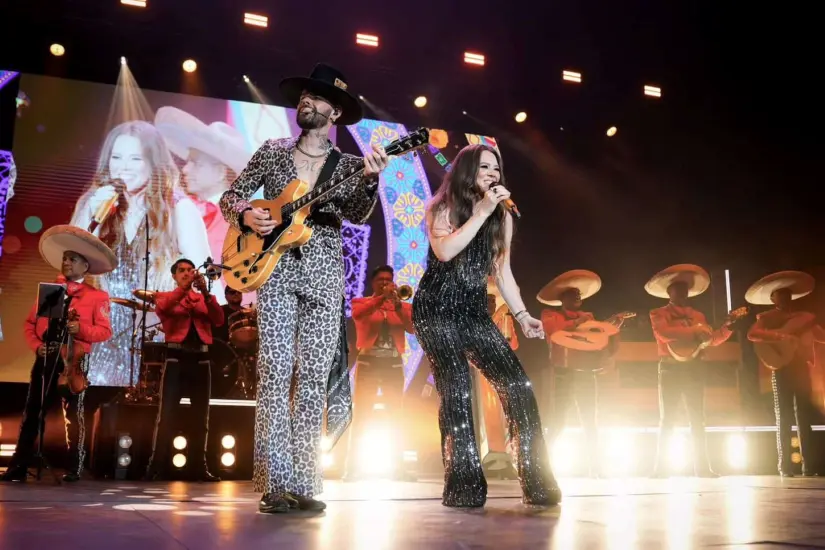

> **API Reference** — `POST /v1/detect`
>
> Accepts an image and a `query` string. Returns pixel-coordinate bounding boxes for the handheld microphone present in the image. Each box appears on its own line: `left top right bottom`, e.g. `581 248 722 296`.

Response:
503 199 521 219
88 178 125 233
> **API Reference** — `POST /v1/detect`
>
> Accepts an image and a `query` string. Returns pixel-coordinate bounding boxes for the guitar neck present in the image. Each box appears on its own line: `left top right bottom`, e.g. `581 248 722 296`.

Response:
283 159 366 216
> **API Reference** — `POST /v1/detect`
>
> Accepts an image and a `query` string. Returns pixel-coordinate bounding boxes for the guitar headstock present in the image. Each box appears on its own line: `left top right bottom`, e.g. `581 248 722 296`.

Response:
727 306 749 322
384 128 431 157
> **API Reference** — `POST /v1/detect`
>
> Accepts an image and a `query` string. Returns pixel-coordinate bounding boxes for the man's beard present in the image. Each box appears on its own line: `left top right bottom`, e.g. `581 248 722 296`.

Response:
296 108 327 130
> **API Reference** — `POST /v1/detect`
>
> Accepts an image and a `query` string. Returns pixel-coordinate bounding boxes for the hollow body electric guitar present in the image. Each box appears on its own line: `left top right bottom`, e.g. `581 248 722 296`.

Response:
550 311 636 352
223 128 431 292
666 306 749 362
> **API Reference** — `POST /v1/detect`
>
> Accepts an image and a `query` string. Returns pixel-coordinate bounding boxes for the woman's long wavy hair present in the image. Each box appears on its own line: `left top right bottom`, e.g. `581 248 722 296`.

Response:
429 144 508 273
72 121 181 290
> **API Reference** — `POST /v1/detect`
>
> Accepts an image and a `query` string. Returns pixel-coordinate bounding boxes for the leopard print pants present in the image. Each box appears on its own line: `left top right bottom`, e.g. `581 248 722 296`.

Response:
253 243 343 497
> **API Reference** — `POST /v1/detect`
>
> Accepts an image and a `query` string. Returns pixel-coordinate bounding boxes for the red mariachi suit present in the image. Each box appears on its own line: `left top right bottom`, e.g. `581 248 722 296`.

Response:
540 308 614 468
14 276 112 478
153 287 224 344
24 276 112 354
748 309 819 474
649 303 732 476
351 295 414 355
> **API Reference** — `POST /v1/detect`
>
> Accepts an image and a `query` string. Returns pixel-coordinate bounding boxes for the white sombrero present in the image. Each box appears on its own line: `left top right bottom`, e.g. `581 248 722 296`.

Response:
745 271 815 305
645 264 710 299
154 107 252 174
39 225 118 275
537 270 602 306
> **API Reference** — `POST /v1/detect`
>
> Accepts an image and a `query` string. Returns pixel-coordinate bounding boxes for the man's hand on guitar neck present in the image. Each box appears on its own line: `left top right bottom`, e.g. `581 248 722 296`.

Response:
363 143 390 178
243 207 277 236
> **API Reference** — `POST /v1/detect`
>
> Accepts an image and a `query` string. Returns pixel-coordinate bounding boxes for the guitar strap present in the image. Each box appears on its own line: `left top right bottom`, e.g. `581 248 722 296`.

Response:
317 148 342 189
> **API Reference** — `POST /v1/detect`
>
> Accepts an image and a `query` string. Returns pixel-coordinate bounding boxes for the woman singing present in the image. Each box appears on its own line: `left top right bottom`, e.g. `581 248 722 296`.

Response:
412 144 561 508
71 120 211 386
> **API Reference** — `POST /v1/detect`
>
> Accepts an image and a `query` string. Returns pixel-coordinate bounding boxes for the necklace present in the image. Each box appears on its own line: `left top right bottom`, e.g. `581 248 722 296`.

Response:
295 140 331 158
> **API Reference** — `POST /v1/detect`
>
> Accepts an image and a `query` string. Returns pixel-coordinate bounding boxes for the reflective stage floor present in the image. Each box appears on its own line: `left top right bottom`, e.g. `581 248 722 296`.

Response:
2 476 825 549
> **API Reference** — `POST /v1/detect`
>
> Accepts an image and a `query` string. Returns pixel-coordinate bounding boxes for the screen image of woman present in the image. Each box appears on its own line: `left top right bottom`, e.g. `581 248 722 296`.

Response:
70 120 211 386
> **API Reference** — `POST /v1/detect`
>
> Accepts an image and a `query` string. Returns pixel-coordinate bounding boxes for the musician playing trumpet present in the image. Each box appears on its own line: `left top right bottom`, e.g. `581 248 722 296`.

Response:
145 259 224 482
539 270 625 477
647 264 737 478
746 271 824 476
346 265 415 480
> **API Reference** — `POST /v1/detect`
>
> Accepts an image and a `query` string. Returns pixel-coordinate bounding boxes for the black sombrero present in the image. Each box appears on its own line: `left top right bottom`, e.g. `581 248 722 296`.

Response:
279 63 363 126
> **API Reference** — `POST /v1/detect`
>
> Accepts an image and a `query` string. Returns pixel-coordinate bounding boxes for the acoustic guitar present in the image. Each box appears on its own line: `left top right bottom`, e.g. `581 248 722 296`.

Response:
753 314 820 370
222 128 431 292
550 311 636 352
666 306 748 362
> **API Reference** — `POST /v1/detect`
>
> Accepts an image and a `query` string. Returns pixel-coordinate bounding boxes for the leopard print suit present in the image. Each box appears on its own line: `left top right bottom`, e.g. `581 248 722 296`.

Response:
219 137 377 497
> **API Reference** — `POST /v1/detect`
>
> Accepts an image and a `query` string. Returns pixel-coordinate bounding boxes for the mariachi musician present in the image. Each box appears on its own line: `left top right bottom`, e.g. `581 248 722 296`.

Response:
144 258 224 482
539 270 630 477
647 264 744 477
746 271 824 476
346 265 415 480
1 225 116 483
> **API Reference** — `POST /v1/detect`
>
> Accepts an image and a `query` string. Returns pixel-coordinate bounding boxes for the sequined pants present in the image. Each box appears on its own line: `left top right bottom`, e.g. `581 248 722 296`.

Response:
549 368 599 474
11 356 86 476
415 311 557 507
654 360 711 475
772 363 817 474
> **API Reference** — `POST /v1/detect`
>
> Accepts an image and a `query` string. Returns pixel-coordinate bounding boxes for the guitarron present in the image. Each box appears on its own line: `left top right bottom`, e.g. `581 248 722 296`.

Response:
222 128 431 292
753 314 818 370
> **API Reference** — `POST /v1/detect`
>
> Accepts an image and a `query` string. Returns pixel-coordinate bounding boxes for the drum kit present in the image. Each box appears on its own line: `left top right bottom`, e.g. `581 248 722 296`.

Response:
110 289 260 402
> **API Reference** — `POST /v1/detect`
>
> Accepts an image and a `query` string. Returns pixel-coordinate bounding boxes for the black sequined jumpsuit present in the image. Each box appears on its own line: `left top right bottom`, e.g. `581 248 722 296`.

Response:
412 228 560 507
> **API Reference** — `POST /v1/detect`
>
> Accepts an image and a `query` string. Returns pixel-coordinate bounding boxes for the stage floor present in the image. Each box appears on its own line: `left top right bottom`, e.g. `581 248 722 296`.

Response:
2 475 825 549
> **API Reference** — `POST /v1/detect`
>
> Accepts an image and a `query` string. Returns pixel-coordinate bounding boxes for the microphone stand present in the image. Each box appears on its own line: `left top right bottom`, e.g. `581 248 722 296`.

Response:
137 211 150 402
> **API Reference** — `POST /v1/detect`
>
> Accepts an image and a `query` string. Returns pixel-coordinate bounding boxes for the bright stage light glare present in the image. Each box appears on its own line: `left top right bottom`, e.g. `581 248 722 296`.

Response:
604 432 635 475
726 434 747 470
358 428 393 475
50 44 65 57
220 452 236 467
563 70 582 83
414 96 427 108
464 52 485 66
320 436 332 453
172 453 187 468
118 435 133 449
243 12 268 28
356 33 379 47
668 433 688 472
515 112 527 123
173 435 187 450
121 0 147 7
606 126 618 137
644 85 662 98
242 75 250 83
120 56 127 66
221 435 236 450
117 453 132 467
322 453 334 469
551 434 577 475
182 59 197 73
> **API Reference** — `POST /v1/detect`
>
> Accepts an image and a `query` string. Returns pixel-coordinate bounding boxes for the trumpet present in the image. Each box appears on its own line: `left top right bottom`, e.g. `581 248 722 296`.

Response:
397 284 414 300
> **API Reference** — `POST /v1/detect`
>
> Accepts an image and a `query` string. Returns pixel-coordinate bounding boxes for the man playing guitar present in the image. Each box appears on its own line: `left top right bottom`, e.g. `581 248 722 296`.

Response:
539 270 627 477
647 264 738 477
219 64 389 513
1 225 115 483
746 270 823 476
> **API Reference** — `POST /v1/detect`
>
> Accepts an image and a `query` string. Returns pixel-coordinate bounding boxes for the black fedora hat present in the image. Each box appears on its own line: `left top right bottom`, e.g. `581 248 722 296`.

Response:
279 63 363 126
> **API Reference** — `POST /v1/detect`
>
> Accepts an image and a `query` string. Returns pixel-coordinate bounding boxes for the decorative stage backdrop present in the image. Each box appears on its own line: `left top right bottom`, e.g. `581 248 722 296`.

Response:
0 71 499 389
